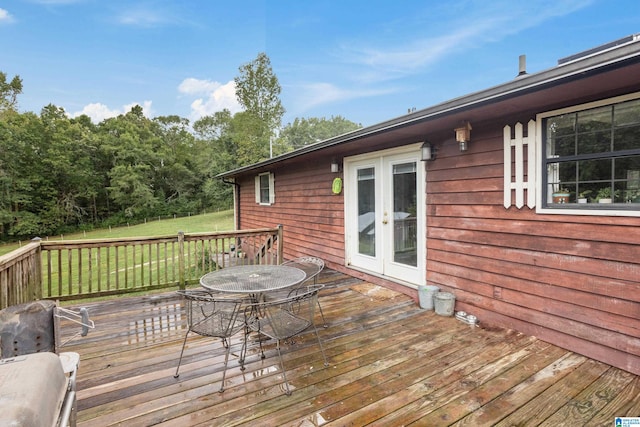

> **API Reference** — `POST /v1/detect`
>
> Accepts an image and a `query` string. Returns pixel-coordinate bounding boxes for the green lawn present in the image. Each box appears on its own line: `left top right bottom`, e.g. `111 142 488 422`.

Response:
0 210 235 257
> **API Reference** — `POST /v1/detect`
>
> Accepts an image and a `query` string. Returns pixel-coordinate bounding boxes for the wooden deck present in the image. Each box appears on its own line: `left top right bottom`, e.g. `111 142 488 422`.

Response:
59 269 640 426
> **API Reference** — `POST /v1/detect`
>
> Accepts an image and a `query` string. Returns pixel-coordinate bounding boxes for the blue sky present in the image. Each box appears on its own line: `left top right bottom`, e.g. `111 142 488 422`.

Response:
1 0 639 127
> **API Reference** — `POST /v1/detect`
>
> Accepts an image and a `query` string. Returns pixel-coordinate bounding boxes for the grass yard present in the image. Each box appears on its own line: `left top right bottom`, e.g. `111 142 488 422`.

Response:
0 210 235 257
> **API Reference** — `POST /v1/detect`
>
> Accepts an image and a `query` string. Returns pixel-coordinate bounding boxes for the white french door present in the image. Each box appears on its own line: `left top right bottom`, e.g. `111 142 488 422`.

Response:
344 145 425 286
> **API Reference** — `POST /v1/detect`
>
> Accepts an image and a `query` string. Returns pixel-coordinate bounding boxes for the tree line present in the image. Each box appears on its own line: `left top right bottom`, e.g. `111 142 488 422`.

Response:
0 53 361 241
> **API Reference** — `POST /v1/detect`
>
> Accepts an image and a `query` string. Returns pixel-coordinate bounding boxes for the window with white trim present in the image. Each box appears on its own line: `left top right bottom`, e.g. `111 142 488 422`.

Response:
255 172 275 205
542 94 640 210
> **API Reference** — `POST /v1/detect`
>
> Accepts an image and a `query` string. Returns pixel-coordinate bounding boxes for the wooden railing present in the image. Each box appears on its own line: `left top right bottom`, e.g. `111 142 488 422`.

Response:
0 241 42 309
0 226 283 308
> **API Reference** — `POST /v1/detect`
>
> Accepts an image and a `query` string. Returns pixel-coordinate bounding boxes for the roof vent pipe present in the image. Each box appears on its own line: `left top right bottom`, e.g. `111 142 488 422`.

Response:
517 54 527 77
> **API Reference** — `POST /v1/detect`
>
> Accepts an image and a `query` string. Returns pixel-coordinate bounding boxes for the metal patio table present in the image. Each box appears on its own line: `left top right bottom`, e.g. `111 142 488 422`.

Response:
199 264 306 296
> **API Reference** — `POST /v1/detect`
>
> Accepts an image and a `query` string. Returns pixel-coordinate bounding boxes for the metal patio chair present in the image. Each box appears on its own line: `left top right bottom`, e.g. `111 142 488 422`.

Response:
265 256 327 327
173 289 248 393
243 285 329 395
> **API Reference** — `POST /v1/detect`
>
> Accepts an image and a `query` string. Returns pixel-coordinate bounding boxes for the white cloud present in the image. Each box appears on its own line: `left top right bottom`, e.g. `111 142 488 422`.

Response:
71 101 153 123
27 0 85 4
0 8 14 23
115 4 193 28
178 78 241 120
117 9 168 27
292 82 396 113
340 0 593 83
178 78 222 95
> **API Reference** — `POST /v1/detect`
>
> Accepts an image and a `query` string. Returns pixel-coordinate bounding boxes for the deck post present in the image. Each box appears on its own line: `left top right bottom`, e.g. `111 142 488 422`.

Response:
31 238 43 301
277 224 283 264
177 231 185 290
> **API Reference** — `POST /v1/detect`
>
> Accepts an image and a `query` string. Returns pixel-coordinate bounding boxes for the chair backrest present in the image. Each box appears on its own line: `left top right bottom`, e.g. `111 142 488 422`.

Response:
248 286 322 341
282 257 324 283
178 290 246 338
0 300 57 358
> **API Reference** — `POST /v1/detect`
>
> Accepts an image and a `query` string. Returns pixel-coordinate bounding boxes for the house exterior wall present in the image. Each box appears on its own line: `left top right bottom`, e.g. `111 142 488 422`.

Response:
232 118 640 376
426 124 640 376
236 159 347 268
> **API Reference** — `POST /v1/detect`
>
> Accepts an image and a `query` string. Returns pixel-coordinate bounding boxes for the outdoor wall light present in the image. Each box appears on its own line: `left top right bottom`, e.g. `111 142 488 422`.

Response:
331 159 340 173
421 141 435 161
455 121 472 152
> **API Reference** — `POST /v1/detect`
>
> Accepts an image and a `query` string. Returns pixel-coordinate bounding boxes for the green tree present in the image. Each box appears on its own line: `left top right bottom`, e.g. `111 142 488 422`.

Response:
234 53 284 163
0 72 23 112
107 163 157 217
0 110 43 237
0 60 364 240
37 104 95 231
235 52 285 129
69 114 104 223
99 106 163 218
232 111 271 165
0 72 27 236
152 115 200 213
193 111 239 208
274 116 362 155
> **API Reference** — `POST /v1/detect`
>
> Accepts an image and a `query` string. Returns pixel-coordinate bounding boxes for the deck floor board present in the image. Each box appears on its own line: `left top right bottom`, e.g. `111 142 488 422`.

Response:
56 270 639 426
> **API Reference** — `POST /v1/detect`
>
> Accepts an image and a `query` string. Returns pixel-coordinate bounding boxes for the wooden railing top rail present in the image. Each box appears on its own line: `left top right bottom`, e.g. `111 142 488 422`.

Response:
0 241 41 268
181 228 282 239
39 237 178 249
38 227 281 249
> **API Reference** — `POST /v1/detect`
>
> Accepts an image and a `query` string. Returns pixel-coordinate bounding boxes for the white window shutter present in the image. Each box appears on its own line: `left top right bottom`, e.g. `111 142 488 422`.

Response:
255 175 260 204
269 173 275 204
526 120 537 208
504 120 536 209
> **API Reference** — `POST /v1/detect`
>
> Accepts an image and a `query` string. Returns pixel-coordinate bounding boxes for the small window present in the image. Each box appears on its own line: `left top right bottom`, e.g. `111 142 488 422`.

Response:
542 95 640 209
255 172 275 205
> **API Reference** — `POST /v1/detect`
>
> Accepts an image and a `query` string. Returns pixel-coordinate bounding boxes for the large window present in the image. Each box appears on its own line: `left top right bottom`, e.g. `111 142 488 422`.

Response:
543 95 640 209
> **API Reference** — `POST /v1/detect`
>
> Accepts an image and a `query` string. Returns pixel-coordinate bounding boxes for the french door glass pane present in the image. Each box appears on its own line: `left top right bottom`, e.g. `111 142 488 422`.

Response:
392 162 417 266
357 168 375 256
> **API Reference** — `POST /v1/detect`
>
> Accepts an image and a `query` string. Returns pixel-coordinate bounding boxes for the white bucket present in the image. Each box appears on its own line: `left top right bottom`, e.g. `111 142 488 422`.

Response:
434 292 456 316
418 285 440 310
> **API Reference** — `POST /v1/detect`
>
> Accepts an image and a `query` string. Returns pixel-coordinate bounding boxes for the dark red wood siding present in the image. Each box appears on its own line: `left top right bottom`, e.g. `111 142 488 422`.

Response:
426 125 640 376
236 159 346 269
231 118 640 377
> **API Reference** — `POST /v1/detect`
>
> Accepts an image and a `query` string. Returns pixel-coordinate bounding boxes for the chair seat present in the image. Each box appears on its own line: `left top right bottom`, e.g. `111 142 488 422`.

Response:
190 309 245 338
242 286 329 395
248 307 311 340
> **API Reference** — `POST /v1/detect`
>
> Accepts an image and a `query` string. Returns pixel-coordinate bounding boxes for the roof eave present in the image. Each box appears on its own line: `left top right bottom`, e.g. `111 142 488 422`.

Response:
218 37 640 179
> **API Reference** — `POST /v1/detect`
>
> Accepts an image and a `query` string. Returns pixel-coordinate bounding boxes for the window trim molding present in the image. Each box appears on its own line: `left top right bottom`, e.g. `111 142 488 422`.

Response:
535 91 640 217
255 172 275 206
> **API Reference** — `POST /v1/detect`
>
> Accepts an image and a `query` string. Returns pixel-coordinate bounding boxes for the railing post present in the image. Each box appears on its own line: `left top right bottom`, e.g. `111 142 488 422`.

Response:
277 224 284 265
31 237 43 301
178 231 185 290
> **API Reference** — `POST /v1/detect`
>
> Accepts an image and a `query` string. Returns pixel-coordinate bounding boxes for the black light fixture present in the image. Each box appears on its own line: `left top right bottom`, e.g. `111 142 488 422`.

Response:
330 158 340 173
421 141 435 161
